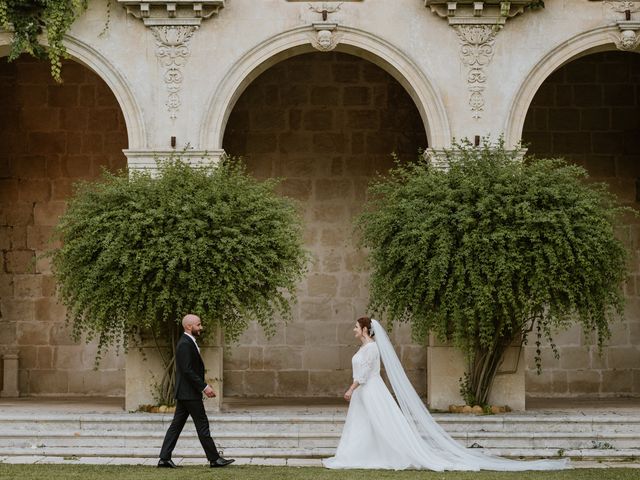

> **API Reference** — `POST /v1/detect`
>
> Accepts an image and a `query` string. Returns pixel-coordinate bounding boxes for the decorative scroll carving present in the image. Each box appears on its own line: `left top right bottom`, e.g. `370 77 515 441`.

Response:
604 1 640 16
151 25 197 120
613 25 640 50
455 25 499 118
424 1 538 26
118 0 225 26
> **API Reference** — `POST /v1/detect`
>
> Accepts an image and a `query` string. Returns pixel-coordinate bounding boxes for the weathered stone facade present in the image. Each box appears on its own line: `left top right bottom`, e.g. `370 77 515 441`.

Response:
222 52 427 397
523 51 640 397
0 0 639 403
0 57 127 395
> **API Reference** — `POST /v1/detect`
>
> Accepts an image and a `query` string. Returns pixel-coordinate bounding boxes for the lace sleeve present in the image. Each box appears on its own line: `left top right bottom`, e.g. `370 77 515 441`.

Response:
353 343 378 384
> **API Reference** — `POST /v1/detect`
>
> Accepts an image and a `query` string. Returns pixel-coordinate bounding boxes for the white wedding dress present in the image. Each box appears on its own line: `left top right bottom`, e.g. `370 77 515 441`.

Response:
323 319 571 471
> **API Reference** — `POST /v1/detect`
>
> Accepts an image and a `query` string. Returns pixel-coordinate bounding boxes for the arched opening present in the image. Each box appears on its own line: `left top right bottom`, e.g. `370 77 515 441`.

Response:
221 51 428 399
522 50 640 400
0 56 129 396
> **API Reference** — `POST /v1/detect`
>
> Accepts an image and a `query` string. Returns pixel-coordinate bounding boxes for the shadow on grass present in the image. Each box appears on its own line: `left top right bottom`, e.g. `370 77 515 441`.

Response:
0 465 639 480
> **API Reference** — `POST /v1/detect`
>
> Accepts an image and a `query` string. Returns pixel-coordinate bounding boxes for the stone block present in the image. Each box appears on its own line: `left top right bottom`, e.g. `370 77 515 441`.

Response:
303 110 333 131
303 346 340 370
244 370 276 396
313 204 346 223
580 107 610 131
310 86 339 106
13 155 48 179
336 321 357 344
608 346 640 369
18 178 51 203
28 132 67 155
320 250 342 273
33 201 66 226
48 85 78 107
555 85 573 107
20 108 61 132
17 321 50 345
338 345 358 369
223 346 250 370
35 251 52 274
69 369 124 396
312 133 346 154
603 85 635 106
279 133 311 155
315 179 352 201
309 370 351 395
548 108 580 131
299 300 332 321
5 250 35 274
558 346 591 370
592 132 627 155
611 107 640 131
285 323 306 345
53 345 84 369
60 107 89 130
582 155 616 178
0 320 17 345
13 274 42 298
320 228 347 248
280 85 309 107
567 369 601 394
346 110 379 130
5 203 34 226
615 155 640 178
279 179 311 200
34 297 67 322
0 274 13 298
305 320 337 345
27 225 57 250
332 301 357 323
263 346 302 370
223 370 244 397
551 324 583 346
332 64 360 84
78 84 96 107
9 226 27 249
19 346 38 369
565 61 597 83
307 273 338 297
276 370 309 396
52 178 74 200
37 346 53 369
250 109 286 131
365 131 396 155
343 87 371 106
49 322 79 345
0 298 35 322
338 274 361 298
401 345 427 371
16 85 48 107
28 369 69 394
601 369 633 393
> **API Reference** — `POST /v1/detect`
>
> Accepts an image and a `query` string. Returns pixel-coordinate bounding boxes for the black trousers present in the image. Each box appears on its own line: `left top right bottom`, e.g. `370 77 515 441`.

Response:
159 399 220 462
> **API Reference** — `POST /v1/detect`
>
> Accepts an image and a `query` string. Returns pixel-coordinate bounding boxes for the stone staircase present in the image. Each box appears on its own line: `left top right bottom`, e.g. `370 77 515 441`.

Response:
0 410 639 464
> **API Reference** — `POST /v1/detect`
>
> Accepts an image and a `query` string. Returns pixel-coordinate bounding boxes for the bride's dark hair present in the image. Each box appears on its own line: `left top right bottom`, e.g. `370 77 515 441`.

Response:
357 317 374 337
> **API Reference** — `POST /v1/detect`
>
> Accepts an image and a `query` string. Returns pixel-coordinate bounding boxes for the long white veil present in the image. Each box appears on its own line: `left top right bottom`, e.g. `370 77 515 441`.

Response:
371 319 570 471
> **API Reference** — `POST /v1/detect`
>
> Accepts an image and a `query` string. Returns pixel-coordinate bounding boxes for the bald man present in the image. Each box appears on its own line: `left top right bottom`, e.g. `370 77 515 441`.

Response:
158 314 234 468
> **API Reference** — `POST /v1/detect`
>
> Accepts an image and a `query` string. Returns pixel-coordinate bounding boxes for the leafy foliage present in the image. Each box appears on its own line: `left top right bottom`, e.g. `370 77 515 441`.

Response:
50 156 308 361
357 139 629 404
0 0 89 81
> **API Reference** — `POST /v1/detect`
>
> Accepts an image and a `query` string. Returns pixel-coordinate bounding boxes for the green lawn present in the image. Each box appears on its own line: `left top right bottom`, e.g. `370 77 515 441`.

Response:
0 465 638 480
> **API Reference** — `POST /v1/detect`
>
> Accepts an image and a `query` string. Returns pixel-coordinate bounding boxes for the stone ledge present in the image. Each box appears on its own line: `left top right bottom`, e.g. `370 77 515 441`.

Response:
117 1 225 26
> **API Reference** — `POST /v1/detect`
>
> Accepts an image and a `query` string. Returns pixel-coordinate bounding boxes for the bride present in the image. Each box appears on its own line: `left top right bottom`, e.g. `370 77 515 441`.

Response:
323 317 571 471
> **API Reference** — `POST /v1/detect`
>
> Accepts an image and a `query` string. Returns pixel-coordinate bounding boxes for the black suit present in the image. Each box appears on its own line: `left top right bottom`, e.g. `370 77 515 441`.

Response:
159 333 220 462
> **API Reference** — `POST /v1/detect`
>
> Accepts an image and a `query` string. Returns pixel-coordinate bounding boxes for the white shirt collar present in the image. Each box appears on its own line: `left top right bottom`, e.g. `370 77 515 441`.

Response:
184 332 200 351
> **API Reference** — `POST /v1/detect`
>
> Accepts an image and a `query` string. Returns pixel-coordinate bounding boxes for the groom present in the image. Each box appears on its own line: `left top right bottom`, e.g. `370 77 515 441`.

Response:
158 314 234 468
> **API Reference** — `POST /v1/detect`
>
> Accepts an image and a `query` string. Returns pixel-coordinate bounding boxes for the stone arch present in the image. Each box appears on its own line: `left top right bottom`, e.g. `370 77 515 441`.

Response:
505 25 638 147
200 26 450 150
0 34 147 149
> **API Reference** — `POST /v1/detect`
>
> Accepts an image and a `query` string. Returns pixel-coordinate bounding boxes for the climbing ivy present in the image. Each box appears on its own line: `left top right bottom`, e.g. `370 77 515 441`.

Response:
0 0 89 82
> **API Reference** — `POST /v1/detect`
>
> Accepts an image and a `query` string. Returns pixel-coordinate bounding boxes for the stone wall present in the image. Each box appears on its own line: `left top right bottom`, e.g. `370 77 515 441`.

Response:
522 51 640 397
0 57 127 396
222 52 428 398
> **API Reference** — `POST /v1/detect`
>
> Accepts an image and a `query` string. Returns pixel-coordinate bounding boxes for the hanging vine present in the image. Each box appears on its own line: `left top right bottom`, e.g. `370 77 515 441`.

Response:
0 0 89 82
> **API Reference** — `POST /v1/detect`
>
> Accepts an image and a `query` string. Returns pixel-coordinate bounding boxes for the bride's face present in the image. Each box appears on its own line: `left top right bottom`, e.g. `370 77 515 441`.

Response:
353 322 363 340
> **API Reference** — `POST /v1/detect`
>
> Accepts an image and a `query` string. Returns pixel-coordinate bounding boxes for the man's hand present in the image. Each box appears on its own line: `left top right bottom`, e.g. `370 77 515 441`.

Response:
204 385 216 398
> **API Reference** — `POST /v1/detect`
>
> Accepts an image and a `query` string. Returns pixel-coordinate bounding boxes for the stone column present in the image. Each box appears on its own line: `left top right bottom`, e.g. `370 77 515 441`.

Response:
125 328 223 411
1 351 20 398
427 335 526 411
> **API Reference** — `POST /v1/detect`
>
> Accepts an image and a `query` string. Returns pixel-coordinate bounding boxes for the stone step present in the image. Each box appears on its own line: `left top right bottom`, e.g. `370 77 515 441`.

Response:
1 428 639 449
0 445 638 461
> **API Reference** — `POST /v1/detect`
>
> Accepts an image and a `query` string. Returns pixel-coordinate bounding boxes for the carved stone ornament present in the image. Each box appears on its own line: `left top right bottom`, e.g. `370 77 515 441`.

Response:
151 25 197 119
117 0 225 26
604 1 640 17
455 24 499 118
612 21 640 50
311 23 341 51
424 1 539 26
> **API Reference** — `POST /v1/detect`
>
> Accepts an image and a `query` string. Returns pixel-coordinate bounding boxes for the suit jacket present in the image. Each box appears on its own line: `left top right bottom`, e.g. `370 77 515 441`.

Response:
174 333 207 400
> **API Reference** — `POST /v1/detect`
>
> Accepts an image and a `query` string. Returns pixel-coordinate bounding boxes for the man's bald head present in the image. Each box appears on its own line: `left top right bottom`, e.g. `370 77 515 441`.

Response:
182 314 202 335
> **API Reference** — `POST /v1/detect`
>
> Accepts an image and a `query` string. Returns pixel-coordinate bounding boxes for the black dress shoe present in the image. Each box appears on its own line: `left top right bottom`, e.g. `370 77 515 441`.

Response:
157 459 180 468
210 457 235 468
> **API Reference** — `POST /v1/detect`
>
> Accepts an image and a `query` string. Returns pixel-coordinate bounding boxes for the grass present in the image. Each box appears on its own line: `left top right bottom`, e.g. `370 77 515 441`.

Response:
0 465 639 480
